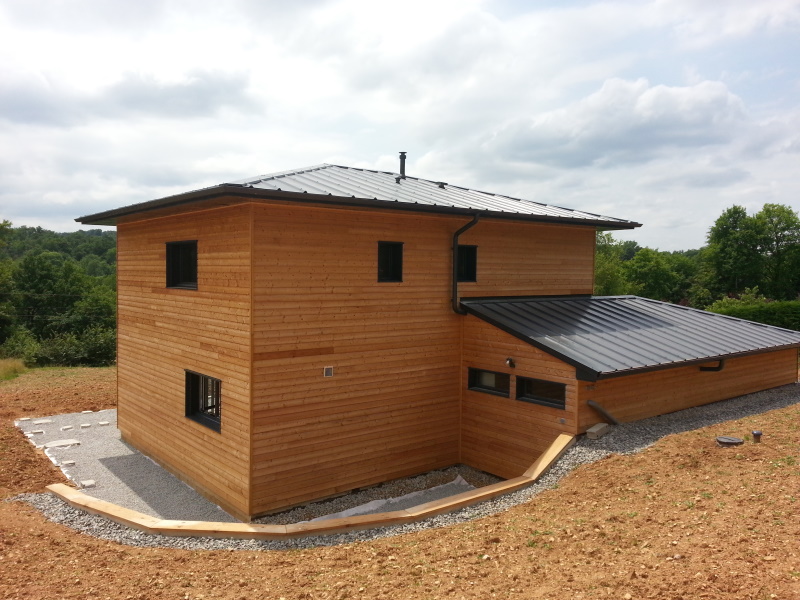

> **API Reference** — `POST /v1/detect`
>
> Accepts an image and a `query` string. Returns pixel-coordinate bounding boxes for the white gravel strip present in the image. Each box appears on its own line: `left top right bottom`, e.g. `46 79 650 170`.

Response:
11 382 799 551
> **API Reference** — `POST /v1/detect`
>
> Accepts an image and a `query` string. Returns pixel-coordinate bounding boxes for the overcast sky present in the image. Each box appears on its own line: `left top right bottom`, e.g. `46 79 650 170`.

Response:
1 0 798 250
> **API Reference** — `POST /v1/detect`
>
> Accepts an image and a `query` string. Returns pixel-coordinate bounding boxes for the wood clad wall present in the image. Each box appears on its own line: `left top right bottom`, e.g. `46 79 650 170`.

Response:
461 316 578 479
249 205 463 514
577 349 800 431
458 221 595 297
116 205 252 519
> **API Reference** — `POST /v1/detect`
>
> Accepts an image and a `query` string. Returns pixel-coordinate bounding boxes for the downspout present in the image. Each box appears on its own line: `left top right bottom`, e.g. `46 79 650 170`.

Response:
452 214 481 314
587 400 620 426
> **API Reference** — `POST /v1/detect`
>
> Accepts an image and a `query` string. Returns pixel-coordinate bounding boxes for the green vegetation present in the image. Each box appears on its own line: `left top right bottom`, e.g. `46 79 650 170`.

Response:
0 221 116 366
595 203 800 330
0 358 26 380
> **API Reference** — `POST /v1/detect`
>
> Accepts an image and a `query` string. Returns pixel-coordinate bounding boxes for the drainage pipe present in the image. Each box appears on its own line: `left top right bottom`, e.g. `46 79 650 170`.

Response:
587 400 620 426
452 214 481 314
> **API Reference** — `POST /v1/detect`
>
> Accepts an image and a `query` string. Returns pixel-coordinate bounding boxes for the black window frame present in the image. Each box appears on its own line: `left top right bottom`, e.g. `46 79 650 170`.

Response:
185 370 221 432
467 367 510 398
377 241 403 282
457 244 478 282
166 240 198 290
516 376 566 409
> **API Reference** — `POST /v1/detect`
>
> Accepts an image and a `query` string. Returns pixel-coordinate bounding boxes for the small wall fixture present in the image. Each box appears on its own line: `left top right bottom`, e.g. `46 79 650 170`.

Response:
505 358 516 369
323 366 334 377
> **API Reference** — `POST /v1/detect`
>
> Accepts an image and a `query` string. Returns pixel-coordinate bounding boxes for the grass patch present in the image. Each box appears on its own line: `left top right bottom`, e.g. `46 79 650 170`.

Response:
0 358 27 380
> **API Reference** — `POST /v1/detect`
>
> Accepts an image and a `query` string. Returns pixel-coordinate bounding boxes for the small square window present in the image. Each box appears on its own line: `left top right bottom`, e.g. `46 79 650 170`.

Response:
166 240 198 289
185 370 221 431
457 245 477 282
467 368 510 397
516 377 566 409
378 241 403 282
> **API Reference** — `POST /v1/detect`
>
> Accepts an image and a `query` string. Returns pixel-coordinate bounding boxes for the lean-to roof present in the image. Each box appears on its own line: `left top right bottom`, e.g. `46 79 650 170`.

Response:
461 295 800 381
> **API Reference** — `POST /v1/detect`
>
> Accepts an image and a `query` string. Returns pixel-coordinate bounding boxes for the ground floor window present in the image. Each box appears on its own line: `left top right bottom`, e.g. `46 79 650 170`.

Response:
516 376 566 409
185 370 221 431
468 368 510 397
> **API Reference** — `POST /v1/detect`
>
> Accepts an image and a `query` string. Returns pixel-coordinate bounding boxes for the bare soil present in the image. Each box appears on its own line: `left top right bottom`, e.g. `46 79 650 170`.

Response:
1 367 799 599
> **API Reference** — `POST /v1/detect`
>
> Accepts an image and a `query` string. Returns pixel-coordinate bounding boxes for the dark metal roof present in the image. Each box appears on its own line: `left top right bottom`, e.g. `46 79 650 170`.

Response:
76 163 640 229
461 295 800 381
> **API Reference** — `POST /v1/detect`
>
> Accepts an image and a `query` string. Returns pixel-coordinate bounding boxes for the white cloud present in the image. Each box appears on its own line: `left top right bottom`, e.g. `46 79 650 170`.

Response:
481 78 746 168
0 0 798 252
654 0 800 48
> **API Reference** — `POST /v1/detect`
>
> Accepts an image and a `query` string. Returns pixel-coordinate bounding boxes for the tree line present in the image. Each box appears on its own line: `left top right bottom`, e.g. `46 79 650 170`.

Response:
595 203 800 313
0 221 116 366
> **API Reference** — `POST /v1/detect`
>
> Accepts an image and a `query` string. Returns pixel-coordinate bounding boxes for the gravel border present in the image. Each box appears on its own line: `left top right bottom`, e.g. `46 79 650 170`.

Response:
12 382 799 551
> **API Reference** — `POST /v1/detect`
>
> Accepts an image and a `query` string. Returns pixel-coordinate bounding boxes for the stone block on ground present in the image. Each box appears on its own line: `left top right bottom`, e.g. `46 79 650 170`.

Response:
587 422 611 440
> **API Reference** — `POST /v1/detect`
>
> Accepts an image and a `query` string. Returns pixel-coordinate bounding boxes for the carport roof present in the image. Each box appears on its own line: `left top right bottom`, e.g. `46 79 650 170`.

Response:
461 295 800 381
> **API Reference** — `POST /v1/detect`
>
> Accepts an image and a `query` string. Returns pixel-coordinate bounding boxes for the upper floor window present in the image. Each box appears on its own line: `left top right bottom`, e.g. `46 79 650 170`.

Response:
378 241 403 282
457 244 477 282
166 240 197 289
185 370 221 431
516 376 566 409
468 368 510 398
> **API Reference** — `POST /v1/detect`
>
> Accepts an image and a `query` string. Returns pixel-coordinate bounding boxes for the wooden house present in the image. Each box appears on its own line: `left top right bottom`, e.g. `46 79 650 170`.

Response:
78 158 800 520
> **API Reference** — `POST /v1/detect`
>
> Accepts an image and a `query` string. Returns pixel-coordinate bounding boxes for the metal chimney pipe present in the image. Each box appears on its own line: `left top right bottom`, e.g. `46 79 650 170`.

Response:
399 151 406 177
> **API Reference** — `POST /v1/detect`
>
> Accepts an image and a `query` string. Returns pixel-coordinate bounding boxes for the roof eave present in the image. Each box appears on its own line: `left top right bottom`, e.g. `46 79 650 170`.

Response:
76 185 641 230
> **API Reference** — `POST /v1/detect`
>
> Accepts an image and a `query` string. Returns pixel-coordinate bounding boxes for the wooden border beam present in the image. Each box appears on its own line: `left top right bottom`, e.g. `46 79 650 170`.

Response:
46 433 575 540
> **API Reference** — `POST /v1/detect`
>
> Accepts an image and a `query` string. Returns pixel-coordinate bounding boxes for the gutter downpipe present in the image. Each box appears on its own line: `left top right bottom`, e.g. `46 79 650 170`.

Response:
452 214 481 314
587 400 620 426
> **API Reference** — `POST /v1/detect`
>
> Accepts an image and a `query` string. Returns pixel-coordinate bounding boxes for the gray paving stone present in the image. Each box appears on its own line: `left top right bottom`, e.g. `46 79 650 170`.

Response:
44 439 81 449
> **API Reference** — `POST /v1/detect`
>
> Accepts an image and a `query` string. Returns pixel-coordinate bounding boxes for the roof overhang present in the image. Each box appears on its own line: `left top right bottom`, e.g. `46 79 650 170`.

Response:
76 184 642 229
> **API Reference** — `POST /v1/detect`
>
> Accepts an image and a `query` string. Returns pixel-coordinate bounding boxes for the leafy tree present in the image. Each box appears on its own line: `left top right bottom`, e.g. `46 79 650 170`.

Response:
623 248 682 302
706 205 765 296
80 254 114 277
0 220 11 248
11 251 88 338
0 260 15 341
754 203 800 300
619 240 641 261
0 224 117 366
58 283 116 332
594 233 631 295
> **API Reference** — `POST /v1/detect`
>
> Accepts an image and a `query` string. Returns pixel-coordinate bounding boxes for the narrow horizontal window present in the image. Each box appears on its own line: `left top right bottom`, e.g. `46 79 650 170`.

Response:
457 244 477 282
516 377 566 409
468 368 510 397
166 240 198 289
378 241 403 282
185 370 221 431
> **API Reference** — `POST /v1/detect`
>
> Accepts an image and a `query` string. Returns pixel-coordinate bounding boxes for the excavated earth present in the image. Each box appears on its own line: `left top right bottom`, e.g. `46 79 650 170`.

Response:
1 367 800 599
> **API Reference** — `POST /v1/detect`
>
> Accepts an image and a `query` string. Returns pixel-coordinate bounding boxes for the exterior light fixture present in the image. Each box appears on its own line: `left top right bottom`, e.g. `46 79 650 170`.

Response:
505 358 515 368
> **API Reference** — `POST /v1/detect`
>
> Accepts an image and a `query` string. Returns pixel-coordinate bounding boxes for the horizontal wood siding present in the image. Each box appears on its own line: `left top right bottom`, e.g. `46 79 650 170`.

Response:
458 221 595 297
577 349 800 431
250 205 466 514
116 205 252 519
461 316 578 479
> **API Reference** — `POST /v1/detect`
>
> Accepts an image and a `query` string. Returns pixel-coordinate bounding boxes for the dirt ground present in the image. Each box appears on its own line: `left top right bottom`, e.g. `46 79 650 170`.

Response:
1 368 799 600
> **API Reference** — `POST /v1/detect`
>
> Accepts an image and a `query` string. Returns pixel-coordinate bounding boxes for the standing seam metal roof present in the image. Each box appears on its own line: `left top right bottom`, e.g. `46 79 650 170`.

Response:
234 164 634 222
76 163 641 228
460 296 800 381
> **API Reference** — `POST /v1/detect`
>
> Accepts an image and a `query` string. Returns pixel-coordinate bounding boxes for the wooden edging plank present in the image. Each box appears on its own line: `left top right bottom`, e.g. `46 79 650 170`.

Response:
46 433 575 540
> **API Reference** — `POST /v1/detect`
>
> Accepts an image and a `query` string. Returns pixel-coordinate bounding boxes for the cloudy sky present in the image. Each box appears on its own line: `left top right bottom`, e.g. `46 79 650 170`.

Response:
1 0 798 250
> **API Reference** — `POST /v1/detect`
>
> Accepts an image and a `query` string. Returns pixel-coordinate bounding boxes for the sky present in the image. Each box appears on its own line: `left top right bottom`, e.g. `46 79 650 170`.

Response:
0 0 798 251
